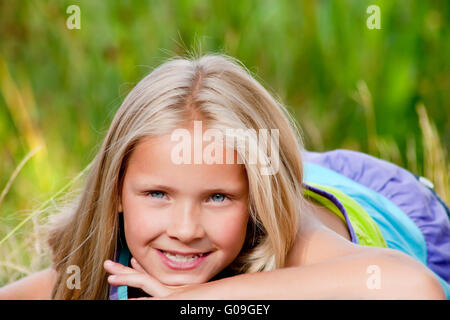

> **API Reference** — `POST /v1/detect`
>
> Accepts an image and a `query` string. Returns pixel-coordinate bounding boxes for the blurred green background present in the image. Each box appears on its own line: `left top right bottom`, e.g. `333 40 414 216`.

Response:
0 0 449 284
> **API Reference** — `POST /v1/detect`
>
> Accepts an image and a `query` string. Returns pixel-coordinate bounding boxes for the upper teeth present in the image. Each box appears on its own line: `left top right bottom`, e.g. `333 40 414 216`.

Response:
162 251 205 263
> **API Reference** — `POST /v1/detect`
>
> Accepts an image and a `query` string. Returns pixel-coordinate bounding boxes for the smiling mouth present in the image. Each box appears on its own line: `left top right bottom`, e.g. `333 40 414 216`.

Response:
157 249 212 263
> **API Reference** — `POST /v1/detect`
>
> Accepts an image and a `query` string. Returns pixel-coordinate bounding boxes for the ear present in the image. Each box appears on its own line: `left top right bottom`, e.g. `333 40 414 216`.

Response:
118 198 123 213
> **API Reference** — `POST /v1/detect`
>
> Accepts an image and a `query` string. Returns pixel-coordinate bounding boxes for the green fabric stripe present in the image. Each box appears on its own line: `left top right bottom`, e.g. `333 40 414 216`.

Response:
305 181 387 248
303 188 346 222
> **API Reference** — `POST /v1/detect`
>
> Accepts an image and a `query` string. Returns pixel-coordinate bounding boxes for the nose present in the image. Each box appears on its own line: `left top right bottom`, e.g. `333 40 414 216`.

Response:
166 200 206 243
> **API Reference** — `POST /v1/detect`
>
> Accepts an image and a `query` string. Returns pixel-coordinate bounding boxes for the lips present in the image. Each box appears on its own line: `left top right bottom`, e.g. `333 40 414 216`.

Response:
162 251 204 262
158 249 210 256
156 249 212 270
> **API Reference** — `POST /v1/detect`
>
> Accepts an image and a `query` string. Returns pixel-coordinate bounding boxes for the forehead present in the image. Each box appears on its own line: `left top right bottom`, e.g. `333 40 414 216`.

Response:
125 134 248 186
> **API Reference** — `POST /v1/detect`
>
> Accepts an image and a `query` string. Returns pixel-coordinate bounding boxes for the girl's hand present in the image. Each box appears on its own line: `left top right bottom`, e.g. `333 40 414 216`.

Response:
103 258 193 299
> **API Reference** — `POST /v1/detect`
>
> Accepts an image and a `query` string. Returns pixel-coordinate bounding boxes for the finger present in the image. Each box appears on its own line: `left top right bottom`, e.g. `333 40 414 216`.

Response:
107 273 172 298
104 260 137 275
130 257 147 273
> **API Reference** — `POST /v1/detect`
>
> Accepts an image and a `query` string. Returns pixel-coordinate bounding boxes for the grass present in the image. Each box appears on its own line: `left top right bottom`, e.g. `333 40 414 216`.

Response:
417 103 450 204
0 146 42 207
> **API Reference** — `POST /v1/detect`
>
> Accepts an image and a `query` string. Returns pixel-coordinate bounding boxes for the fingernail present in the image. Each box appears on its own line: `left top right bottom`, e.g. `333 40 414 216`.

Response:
108 275 116 281
105 260 114 267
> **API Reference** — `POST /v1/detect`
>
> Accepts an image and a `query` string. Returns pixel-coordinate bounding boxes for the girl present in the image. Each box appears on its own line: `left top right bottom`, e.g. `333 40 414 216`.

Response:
0 53 448 300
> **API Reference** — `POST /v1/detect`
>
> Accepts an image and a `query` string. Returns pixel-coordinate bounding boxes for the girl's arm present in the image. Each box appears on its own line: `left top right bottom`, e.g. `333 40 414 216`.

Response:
179 248 445 300
0 267 57 300
106 247 445 299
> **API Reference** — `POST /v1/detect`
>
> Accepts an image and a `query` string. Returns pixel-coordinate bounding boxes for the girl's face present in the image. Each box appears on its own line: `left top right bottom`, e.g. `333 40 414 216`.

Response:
119 132 249 286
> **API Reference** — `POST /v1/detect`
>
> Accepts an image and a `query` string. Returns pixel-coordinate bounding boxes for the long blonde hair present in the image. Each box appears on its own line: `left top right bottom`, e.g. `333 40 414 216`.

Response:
48 53 307 299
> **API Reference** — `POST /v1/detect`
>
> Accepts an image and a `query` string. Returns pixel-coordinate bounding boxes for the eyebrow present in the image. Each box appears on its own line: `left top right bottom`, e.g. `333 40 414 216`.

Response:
132 181 245 196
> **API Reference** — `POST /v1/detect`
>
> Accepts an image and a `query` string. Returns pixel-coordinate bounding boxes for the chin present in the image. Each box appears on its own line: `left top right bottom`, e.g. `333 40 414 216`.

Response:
158 273 210 286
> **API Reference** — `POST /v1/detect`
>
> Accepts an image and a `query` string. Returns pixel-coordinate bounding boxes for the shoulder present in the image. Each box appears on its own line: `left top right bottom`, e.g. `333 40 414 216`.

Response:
287 213 407 267
286 224 446 299
0 267 57 300
286 200 361 266
286 221 362 267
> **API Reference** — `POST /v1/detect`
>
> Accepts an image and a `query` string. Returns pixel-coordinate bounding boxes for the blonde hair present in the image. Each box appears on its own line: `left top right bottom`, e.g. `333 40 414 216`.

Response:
48 53 307 299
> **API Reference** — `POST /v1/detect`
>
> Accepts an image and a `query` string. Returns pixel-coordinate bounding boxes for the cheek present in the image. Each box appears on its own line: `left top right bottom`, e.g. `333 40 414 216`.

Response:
207 209 249 252
122 204 165 249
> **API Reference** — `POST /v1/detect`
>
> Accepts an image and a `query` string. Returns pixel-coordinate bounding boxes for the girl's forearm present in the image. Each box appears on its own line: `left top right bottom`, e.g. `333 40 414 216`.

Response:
174 250 445 300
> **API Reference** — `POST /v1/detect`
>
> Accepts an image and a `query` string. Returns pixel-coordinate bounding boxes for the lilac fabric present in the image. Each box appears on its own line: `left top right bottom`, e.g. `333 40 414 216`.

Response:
303 149 450 283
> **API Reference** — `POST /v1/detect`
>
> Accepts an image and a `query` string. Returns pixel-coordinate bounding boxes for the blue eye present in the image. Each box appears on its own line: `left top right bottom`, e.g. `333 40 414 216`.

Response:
210 193 227 202
148 191 165 199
